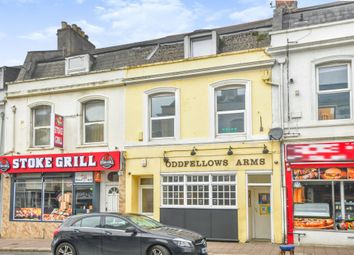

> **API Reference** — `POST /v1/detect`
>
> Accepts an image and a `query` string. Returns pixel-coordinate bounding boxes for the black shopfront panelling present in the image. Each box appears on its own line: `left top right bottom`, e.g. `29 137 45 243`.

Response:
160 208 238 241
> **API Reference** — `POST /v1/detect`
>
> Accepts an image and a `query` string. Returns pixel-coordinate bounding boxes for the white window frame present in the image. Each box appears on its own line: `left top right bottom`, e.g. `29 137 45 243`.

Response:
143 87 180 143
316 63 352 121
184 31 218 58
65 54 90 75
78 96 108 146
161 172 237 209
28 102 54 148
209 79 252 140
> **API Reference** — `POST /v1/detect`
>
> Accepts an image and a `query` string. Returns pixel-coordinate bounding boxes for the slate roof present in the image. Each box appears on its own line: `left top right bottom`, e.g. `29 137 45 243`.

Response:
20 19 273 81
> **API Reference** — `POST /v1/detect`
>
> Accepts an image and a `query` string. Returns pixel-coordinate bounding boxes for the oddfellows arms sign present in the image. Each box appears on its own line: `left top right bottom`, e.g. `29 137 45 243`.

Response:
0 151 120 174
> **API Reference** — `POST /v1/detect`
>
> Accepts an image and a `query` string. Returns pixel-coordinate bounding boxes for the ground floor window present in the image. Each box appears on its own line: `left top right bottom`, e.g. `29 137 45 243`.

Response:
12 173 98 222
293 167 354 231
161 173 236 208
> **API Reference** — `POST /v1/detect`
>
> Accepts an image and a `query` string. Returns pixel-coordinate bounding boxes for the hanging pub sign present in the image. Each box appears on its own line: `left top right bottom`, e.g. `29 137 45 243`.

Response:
0 151 120 174
54 114 64 148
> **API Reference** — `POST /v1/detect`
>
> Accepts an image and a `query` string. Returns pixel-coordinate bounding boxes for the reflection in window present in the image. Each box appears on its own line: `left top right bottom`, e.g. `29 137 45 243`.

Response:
32 105 51 146
81 216 101 228
216 86 245 134
317 64 350 120
104 216 131 230
14 179 42 220
83 100 105 143
150 93 175 138
43 178 73 221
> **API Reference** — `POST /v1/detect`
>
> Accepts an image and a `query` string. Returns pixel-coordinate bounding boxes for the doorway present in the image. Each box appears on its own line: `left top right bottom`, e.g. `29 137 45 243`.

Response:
138 177 154 215
247 173 272 241
105 185 119 212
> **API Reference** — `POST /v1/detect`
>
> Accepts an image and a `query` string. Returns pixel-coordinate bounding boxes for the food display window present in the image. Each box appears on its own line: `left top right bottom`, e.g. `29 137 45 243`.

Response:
12 173 98 222
293 168 354 231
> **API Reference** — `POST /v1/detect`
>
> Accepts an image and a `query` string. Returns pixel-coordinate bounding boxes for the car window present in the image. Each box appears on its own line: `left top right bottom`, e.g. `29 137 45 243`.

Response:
125 215 163 230
72 220 82 227
104 216 132 230
80 216 101 228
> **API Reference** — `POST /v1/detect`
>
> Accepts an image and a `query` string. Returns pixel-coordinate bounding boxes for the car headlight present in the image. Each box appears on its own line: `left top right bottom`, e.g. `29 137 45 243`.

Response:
173 238 193 248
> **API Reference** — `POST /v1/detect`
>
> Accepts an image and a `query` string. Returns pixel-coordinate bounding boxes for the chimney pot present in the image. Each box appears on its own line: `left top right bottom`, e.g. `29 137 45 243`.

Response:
276 0 297 10
72 24 78 31
61 21 68 29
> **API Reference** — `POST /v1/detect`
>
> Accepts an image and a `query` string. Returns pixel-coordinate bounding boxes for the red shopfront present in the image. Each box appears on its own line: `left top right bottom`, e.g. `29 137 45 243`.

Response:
0 151 120 228
285 142 354 245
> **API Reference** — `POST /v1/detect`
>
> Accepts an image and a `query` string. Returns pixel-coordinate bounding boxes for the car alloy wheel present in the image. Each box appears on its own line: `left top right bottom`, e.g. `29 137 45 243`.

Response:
149 245 170 255
56 242 76 255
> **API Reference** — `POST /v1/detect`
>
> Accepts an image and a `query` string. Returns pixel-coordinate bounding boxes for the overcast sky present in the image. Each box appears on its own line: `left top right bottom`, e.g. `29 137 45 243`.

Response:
0 0 335 66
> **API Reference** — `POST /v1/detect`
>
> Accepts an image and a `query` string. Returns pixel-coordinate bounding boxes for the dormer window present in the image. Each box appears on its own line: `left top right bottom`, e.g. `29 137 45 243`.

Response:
65 54 90 75
0 68 3 90
184 31 218 58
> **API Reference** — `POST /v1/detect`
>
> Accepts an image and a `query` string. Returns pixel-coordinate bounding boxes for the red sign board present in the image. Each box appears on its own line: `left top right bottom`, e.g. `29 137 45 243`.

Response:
54 114 64 148
0 151 120 174
286 142 354 162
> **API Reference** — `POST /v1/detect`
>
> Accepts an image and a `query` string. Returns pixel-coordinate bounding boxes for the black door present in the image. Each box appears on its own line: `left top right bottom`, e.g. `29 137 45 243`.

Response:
74 185 95 214
70 215 104 255
101 216 141 255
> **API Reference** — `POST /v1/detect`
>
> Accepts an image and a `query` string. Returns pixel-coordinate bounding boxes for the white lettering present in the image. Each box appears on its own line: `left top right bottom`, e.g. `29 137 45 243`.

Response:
79 156 87 167
19 158 27 168
28 158 35 168
45 157 53 168
56 157 63 167
64 157 72 167
73 156 79 167
13 159 19 169
35 158 44 168
88 156 96 167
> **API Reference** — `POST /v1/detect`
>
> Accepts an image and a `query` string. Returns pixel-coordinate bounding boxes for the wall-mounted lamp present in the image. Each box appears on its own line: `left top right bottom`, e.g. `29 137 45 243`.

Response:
190 147 197 156
163 152 169 163
227 146 233 156
262 144 269 154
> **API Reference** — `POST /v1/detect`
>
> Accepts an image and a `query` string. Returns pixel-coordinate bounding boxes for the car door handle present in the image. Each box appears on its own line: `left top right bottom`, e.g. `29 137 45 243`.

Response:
74 229 80 233
105 231 112 236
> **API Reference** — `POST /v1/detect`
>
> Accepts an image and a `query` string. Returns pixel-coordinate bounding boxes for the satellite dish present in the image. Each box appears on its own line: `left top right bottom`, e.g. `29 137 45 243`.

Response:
269 127 284 140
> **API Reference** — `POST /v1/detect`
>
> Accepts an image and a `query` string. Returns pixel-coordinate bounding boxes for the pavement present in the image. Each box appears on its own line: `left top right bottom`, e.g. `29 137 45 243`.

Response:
0 239 353 255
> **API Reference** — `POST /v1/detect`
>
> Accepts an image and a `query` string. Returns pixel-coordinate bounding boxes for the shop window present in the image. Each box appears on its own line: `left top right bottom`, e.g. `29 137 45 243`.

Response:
12 173 94 222
293 167 354 231
150 93 175 139
83 100 105 143
14 179 42 220
161 173 236 208
32 105 52 147
317 64 351 120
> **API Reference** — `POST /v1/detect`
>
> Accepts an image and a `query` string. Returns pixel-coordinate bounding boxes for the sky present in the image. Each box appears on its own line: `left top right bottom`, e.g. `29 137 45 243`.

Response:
0 0 336 66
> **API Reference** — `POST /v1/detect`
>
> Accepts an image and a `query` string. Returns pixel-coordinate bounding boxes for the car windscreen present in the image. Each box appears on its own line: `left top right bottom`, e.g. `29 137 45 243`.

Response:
125 215 163 230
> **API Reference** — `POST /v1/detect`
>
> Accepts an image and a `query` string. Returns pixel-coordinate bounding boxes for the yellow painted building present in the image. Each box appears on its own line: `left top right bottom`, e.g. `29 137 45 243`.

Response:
123 48 283 243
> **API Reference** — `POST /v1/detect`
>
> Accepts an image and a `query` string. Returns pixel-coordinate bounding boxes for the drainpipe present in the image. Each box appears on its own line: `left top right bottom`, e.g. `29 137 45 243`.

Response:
11 105 16 154
277 58 287 244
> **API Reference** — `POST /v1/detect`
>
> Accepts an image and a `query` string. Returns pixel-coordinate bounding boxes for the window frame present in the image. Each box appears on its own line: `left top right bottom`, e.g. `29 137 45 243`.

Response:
184 31 218 58
144 87 180 143
65 54 91 75
316 63 352 121
161 172 237 209
29 103 54 148
209 79 252 139
78 96 108 146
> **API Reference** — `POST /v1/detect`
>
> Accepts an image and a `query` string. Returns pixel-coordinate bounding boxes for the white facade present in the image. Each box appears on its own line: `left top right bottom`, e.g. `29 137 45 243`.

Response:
4 69 126 213
269 19 354 245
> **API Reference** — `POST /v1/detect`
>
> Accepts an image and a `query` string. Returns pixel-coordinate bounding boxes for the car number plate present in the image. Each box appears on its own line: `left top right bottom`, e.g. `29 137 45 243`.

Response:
201 247 207 254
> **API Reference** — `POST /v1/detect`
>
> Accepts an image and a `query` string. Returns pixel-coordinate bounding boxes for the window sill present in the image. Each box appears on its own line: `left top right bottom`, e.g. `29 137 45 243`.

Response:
76 143 108 149
287 119 354 129
27 146 54 151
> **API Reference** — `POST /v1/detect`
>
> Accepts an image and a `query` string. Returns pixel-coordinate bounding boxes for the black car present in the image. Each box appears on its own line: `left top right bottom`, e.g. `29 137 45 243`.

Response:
51 213 208 255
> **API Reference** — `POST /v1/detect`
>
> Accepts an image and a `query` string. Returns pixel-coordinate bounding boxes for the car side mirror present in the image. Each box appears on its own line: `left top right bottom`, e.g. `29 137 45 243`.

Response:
125 226 137 234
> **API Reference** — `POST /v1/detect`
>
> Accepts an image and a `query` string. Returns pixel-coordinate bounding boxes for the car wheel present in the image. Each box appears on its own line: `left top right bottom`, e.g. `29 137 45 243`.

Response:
55 242 76 255
149 245 170 255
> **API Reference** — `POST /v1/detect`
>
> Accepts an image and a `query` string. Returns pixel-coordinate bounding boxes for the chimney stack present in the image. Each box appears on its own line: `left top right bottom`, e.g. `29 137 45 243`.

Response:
57 21 95 56
275 0 298 10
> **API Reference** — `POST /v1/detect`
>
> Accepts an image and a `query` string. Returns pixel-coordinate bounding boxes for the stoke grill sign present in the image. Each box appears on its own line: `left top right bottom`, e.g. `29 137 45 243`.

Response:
0 151 120 174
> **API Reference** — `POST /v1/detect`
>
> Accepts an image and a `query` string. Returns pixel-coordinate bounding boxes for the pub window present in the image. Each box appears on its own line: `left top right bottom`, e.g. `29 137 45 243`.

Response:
150 93 175 139
216 86 246 135
83 100 105 144
161 173 237 208
317 64 351 120
32 105 52 147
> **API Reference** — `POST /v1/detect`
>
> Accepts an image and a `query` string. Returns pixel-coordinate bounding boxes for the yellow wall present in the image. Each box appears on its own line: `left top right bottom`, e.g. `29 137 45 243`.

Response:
123 49 283 243
125 50 272 142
